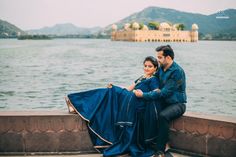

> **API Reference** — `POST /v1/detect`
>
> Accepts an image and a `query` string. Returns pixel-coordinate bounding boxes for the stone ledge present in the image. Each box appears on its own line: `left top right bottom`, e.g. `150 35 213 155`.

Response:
0 111 235 157
0 111 94 153
169 112 236 157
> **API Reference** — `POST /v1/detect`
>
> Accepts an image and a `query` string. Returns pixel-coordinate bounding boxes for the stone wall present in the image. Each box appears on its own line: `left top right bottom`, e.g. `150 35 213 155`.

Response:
0 111 235 156
169 112 236 157
0 111 94 154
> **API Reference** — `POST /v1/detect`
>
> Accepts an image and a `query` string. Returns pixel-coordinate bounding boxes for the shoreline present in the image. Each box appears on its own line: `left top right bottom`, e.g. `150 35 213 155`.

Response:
0 37 236 41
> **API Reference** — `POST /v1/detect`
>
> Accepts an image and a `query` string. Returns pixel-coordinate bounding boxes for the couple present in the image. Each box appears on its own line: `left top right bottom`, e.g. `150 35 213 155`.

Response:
65 45 186 157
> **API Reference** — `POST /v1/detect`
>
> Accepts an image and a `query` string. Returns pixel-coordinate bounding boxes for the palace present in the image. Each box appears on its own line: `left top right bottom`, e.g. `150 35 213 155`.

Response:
111 22 198 42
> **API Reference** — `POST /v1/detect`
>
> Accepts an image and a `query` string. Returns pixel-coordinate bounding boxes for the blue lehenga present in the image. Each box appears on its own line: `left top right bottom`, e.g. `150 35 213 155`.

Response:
66 76 161 157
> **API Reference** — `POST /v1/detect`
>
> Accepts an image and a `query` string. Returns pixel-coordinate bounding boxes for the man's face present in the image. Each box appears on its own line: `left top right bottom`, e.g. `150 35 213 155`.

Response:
156 51 167 68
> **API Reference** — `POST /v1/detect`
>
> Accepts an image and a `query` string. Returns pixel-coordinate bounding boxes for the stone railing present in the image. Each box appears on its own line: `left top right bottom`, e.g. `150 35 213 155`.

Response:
169 112 236 157
0 111 94 154
0 111 235 156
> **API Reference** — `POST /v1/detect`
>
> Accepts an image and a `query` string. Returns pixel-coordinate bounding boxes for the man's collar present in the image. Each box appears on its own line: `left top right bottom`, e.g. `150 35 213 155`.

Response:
163 61 176 72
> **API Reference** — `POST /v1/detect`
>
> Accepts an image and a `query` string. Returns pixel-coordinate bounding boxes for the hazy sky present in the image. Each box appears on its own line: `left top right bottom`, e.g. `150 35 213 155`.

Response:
1 0 235 30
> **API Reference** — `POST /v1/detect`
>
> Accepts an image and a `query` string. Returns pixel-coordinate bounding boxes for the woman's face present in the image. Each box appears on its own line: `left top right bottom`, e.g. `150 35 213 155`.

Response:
143 60 157 76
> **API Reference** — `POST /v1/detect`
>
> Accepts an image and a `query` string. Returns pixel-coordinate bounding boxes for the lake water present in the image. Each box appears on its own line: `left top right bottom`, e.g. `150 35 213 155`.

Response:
0 39 235 117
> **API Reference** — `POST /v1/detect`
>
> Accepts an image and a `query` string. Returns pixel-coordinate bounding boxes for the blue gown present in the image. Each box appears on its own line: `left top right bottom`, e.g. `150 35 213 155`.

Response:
67 76 161 157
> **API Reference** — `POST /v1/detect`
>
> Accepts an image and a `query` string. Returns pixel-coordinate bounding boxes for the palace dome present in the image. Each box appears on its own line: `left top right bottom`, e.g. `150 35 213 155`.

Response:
159 22 171 29
132 22 140 30
172 24 178 31
192 24 199 30
112 24 117 31
142 25 149 30
124 23 131 30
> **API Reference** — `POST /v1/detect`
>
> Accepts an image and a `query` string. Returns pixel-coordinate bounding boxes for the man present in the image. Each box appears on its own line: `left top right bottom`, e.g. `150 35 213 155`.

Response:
135 45 186 157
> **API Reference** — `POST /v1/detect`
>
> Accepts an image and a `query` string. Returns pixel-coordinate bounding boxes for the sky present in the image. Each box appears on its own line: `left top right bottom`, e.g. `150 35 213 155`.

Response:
0 0 236 30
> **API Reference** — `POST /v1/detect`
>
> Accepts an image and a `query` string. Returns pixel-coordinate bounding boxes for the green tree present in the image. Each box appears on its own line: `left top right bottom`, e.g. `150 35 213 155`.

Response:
175 23 185 30
148 21 159 30
139 23 144 30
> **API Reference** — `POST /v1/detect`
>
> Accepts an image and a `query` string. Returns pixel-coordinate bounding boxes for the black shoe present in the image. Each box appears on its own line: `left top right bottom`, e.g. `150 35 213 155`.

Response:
117 153 130 157
152 151 165 157
164 150 173 157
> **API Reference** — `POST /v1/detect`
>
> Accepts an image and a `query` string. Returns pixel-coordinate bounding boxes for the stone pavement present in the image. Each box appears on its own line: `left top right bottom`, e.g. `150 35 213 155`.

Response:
1 152 192 157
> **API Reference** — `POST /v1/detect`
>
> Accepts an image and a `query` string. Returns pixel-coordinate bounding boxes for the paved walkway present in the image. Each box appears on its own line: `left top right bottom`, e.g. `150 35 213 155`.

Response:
1 152 192 157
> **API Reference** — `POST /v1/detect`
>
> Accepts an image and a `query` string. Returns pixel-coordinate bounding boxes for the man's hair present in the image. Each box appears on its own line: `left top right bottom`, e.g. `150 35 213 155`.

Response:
155 45 174 60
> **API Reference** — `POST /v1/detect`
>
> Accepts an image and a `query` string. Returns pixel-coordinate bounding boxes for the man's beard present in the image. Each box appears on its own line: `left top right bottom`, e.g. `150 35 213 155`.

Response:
159 62 167 69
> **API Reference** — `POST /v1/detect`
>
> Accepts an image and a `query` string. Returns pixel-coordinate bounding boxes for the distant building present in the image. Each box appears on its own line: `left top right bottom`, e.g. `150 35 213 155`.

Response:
17 32 21 36
111 22 198 42
2 32 9 37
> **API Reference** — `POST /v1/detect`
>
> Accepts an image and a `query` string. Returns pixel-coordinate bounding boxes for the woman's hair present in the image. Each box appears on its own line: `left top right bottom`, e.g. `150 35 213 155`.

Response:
143 56 159 70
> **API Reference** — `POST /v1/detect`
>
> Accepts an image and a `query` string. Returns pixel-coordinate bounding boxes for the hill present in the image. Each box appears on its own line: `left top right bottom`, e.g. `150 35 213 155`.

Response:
0 19 25 38
101 7 236 40
27 23 101 35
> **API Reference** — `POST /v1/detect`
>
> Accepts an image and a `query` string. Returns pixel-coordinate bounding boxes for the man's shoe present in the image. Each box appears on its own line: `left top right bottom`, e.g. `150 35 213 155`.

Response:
152 151 165 157
164 150 173 157
118 153 130 157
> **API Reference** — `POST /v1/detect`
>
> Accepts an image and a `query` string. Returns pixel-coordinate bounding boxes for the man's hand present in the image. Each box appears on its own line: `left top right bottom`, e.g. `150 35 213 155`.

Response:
134 89 143 97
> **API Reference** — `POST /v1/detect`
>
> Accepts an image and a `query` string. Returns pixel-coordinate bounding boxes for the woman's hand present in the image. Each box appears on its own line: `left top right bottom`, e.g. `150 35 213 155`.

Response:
107 83 113 88
126 82 135 91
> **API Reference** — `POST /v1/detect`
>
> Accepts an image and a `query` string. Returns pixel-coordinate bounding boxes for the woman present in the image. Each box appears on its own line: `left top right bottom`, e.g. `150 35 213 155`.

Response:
65 56 160 157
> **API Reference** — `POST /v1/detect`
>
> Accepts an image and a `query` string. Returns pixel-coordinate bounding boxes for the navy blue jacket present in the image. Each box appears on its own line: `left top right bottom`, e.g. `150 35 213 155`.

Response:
142 61 187 106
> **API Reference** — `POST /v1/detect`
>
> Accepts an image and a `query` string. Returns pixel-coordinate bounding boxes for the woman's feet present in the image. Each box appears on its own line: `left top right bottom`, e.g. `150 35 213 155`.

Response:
65 97 76 114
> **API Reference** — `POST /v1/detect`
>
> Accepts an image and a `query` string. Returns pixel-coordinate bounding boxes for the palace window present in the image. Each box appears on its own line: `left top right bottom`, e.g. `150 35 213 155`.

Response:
163 34 170 37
